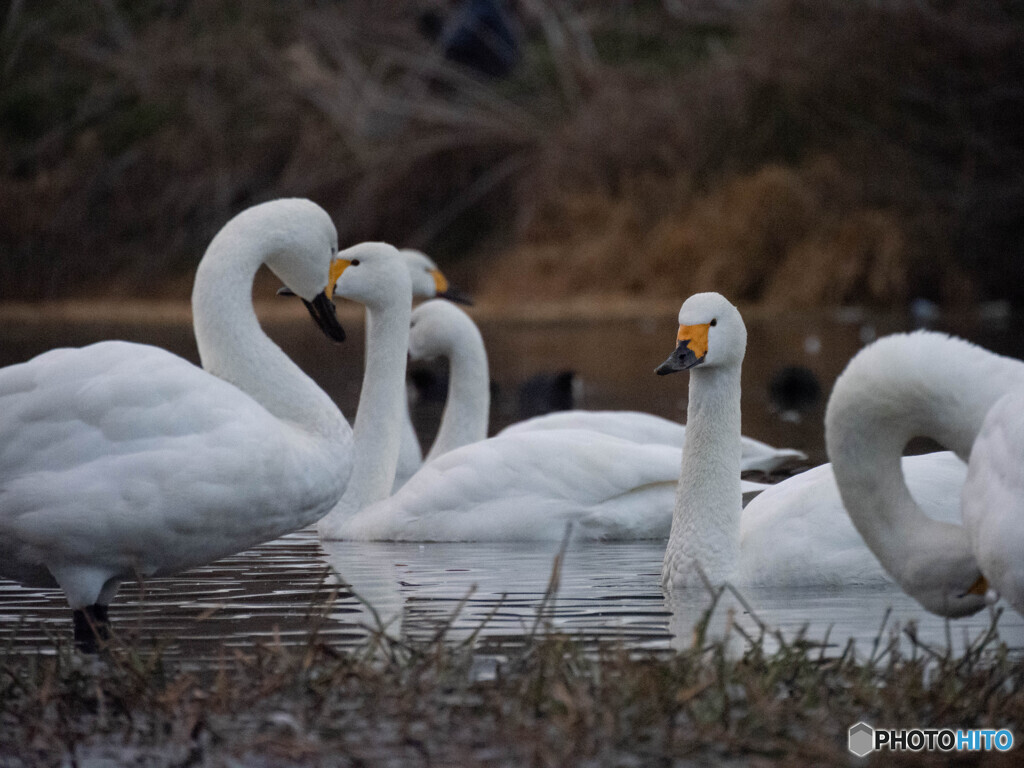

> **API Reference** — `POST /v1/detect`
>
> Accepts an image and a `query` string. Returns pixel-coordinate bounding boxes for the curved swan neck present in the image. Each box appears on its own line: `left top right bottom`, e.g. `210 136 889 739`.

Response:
665 365 743 586
426 323 490 461
339 295 412 511
191 218 347 442
826 331 1024 587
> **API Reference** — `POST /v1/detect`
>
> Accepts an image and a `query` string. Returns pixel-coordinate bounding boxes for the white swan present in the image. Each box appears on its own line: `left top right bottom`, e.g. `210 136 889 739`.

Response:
963 389 1024 615
393 249 472 490
826 331 1024 616
0 199 352 645
398 299 806 473
657 293 968 592
317 243 415 538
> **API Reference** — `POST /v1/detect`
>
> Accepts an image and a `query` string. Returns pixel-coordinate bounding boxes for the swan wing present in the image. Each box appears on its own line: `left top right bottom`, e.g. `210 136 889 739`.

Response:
340 429 683 541
0 341 344 595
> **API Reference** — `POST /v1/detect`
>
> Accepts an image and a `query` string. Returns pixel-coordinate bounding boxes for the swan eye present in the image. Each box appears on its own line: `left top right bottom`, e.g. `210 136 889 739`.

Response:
351 259 361 266
710 319 717 327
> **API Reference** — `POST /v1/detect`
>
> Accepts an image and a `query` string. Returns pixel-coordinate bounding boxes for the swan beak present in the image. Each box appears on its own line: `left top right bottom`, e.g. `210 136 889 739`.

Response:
964 574 989 597
432 269 474 305
655 323 710 375
326 258 352 301
302 291 346 343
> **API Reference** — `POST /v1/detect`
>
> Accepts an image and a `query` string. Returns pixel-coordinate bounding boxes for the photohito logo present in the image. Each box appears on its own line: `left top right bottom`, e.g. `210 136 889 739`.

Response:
848 722 1014 756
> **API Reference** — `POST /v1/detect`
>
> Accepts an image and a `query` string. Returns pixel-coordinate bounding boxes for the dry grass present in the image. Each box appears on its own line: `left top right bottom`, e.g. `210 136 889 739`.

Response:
2 578 1023 767
0 1 1021 306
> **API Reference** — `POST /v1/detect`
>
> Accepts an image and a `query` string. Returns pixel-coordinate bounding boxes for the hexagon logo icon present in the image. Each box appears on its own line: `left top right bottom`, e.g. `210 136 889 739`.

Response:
848 722 875 757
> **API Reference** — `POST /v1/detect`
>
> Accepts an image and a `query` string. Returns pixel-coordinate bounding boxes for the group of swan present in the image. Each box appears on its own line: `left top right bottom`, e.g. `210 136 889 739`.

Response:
2 198 1020 649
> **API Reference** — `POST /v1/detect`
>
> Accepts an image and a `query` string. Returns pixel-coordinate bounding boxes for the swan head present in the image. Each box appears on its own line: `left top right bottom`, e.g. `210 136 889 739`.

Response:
900 543 990 618
401 249 473 305
656 292 746 375
408 299 478 362
333 242 414 310
247 199 345 343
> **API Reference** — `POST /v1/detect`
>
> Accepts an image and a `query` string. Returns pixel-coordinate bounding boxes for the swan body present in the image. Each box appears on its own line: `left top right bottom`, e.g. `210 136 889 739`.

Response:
334 428 768 541
657 293 970 591
963 390 1024 615
825 330 1024 616
0 199 351 628
501 410 805 474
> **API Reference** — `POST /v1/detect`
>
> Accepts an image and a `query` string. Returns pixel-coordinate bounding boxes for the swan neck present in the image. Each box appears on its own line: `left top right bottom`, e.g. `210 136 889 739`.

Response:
191 225 348 443
665 365 743 586
826 332 1024 587
339 297 412 511
427 328 490 460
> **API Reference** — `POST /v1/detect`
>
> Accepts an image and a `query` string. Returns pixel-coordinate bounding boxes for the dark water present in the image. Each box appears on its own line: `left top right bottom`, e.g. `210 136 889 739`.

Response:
1 304 1022 658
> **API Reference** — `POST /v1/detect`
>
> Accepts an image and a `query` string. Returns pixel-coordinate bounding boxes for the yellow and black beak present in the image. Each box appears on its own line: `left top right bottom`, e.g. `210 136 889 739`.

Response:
656 323 710 375
278 258 352 343
432 269 473 305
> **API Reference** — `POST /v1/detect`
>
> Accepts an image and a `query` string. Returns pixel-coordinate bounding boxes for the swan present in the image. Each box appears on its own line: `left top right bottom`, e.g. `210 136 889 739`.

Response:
393 249 472 490
657 293 969 592
398 299 806 473
963 389 1024 615
317 243 415 538
826 331 1024 616
0 199 352 647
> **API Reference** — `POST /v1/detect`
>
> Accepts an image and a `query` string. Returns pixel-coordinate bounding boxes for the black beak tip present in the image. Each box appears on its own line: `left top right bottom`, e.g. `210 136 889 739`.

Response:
655 362 678 376
302 292 346 343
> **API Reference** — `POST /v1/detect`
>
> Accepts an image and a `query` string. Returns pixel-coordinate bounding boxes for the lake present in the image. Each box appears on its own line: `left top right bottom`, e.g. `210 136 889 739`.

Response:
1 301 1021 659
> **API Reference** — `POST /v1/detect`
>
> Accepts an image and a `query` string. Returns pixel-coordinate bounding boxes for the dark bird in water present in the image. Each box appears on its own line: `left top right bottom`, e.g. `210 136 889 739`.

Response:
518 370 578 420
768 365 821 423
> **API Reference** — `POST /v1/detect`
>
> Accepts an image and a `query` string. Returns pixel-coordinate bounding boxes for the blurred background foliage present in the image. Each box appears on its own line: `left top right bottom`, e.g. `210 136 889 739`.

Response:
0 0 1022 306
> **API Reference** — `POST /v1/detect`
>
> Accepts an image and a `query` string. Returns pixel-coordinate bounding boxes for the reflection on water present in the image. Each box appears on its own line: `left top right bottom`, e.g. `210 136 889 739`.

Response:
1 307 1023 659
2 529 1021 661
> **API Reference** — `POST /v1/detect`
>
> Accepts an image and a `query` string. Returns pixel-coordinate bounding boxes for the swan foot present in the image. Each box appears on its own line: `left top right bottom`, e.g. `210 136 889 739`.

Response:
72 604 110 653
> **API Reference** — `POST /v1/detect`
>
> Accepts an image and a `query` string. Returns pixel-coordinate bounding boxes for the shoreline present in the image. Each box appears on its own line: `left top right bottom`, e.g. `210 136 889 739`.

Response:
0 297 979 327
